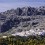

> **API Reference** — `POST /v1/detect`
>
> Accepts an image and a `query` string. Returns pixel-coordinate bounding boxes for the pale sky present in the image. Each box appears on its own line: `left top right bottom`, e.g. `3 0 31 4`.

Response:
0 0 45 12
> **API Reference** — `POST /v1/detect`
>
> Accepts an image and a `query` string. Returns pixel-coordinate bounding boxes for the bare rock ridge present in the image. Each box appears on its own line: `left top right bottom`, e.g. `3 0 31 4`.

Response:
0 6 45 36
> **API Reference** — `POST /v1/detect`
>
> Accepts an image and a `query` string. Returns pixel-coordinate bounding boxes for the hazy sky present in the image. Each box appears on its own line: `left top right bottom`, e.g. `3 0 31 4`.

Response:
0 0 45 12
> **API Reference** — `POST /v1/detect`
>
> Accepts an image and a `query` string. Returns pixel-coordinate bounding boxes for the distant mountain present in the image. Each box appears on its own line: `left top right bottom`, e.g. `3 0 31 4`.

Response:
0 6 45 37
0 6 45 16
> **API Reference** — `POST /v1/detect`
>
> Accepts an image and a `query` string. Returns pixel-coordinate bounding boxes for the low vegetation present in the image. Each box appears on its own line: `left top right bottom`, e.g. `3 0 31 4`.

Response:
0 36 45 45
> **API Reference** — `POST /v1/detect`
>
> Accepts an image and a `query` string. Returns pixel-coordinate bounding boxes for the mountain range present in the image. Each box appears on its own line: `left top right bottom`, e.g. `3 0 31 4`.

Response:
0 6 45 37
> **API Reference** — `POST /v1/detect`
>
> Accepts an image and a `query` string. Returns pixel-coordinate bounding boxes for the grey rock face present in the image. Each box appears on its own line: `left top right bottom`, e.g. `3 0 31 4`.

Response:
0 6 45 34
